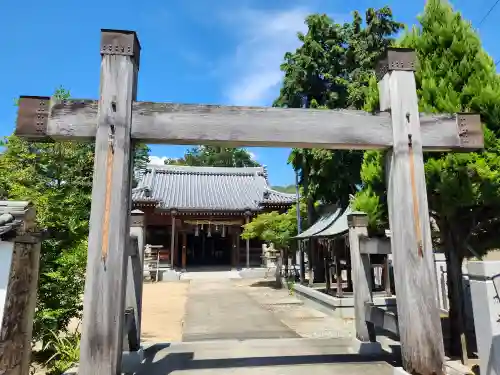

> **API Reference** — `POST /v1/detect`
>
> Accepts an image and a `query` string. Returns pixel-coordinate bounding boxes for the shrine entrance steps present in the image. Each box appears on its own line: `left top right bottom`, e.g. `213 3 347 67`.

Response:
137 277 399 375
137 338 396 375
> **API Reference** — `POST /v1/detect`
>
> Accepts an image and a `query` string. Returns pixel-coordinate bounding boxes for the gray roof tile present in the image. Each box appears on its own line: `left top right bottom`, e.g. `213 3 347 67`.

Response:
0 213 22 236
133 165 296 212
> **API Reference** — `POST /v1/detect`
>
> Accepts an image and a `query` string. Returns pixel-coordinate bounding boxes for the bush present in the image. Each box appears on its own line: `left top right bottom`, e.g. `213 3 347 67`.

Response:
43 326 81 375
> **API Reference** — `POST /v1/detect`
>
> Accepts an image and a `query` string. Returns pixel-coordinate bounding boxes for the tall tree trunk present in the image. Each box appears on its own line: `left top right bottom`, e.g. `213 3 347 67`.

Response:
442 221 468 362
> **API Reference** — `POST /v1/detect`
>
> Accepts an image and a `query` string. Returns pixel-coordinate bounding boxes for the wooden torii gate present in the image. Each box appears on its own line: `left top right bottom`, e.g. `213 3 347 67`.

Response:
15 30 483 375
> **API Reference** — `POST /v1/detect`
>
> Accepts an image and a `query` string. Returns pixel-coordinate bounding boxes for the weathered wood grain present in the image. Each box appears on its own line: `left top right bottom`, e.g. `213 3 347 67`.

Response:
128 210 145 346
123 235 142 352
0 233 41 375
17 97 483 150
78 30 139 375
359 237 392 254
364 303 399 336
123 307 139 352
131 103 392 149
334 240 343 298
384 256 392 297
384 70 445 375
347 212 376 342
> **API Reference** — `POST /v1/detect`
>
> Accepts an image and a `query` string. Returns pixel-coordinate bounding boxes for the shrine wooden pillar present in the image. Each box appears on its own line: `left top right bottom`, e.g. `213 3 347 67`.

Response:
181 232 187 271
244 210 251 269
170 209 177 269
126 209 145 346
334 239 344 298
236 228 241 268
347 212 375 342
231 228 237 268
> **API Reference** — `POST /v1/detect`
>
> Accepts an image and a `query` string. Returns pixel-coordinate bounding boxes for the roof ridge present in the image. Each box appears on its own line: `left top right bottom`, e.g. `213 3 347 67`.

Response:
147 164 265 176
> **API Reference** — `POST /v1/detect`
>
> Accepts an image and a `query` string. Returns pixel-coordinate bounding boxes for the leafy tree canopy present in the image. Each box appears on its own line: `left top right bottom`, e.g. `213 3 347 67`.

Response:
275 8 404 208
353 0 500 356
354 0 500 255
272 185 297 194
0 87 150 347
164 146 260 167
241 200 307 250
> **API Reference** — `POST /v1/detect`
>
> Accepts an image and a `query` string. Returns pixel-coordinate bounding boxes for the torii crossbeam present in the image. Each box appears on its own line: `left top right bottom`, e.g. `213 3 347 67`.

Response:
15 29 483 375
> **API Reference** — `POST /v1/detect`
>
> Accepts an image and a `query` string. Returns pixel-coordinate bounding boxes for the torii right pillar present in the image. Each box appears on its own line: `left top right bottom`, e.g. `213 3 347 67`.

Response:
378 48 445 375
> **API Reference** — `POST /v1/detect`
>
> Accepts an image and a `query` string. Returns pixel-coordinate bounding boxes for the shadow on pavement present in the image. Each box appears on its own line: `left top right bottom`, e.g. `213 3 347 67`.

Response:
138 344 401 375
248 280 281 289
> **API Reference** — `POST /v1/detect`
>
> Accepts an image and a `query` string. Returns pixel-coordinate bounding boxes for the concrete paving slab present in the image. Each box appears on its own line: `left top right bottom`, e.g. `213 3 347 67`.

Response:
139 363 394 375
137 338 395 375
281 317 355 339
181 270 242 280
182 280 299 341
235 279 358 340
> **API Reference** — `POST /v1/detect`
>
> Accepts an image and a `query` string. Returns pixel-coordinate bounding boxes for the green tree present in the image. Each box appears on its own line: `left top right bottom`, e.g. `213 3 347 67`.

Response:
271 185 297 194
0 87 150 348
276 8 404 209
354 0 500 358
274 7 402 283
164 146 260 167
241 200 307 250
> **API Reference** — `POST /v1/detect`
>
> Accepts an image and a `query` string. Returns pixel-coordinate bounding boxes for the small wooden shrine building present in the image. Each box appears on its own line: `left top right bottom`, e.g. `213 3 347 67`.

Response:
132 164 295 269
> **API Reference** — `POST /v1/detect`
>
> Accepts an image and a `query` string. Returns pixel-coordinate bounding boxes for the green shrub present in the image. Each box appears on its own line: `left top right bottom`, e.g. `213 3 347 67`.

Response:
43 327 81 375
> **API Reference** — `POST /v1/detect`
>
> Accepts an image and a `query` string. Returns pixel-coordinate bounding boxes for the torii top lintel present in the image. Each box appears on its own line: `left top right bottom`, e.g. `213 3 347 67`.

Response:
14 29 484 151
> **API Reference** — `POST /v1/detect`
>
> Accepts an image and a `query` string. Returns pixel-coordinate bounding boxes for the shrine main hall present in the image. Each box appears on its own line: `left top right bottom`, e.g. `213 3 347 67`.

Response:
132 164 295 269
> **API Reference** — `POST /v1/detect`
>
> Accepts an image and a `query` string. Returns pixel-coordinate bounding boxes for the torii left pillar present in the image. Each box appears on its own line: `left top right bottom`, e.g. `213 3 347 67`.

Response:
79 29 140 375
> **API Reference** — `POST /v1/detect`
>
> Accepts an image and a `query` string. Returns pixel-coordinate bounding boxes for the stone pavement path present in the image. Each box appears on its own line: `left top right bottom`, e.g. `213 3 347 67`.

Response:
137 276 396 375
182 279 299 341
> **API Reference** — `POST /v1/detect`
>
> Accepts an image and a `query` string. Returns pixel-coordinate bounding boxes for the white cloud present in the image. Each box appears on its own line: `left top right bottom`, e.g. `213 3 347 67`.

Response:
148 156 170 165
220 7 311 106
248 151 257 160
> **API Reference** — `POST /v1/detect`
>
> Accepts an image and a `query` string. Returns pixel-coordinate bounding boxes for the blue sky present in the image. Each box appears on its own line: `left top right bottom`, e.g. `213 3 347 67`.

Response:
1 0 499 186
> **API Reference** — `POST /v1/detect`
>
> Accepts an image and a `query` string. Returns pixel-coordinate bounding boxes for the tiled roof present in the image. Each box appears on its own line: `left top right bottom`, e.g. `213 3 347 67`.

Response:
0 213 22 236
294 208 341 239
132 165 296 212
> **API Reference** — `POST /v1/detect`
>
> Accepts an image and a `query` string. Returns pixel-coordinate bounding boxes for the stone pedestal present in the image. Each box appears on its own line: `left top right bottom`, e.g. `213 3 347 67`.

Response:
469 261 500 375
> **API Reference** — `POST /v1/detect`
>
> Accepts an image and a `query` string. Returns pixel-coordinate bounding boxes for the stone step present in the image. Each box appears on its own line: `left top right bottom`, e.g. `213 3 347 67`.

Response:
65 339 399 374
136 338 396 375
142 337 396 360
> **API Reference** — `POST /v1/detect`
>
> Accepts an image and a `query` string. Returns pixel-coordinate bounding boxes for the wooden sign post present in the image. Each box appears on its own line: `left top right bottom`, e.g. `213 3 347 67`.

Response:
14 30 483 375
